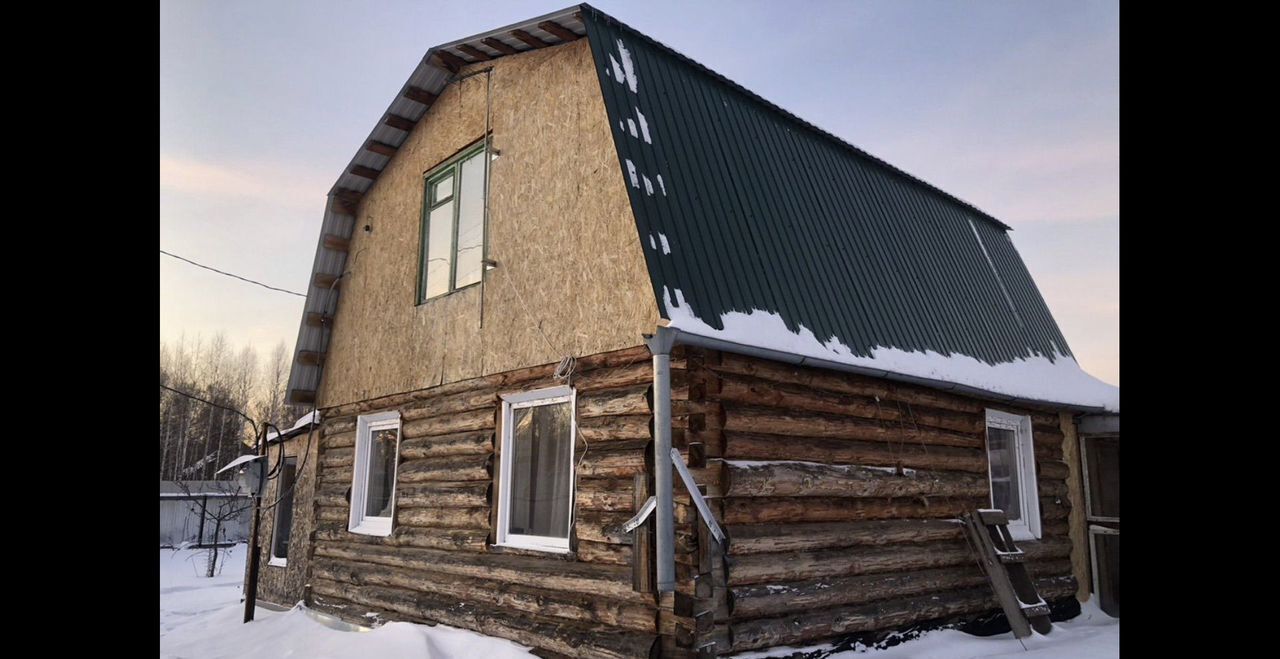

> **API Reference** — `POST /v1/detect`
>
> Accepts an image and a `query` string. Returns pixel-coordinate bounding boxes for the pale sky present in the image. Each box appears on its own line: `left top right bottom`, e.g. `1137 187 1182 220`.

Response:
160 0 1118 385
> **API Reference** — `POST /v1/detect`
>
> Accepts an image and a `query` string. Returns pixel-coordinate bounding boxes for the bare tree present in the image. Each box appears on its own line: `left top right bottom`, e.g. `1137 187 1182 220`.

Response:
170 478 256 577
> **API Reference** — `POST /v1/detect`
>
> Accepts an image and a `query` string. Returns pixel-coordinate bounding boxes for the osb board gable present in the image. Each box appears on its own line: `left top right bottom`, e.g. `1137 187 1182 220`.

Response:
319 38 658 407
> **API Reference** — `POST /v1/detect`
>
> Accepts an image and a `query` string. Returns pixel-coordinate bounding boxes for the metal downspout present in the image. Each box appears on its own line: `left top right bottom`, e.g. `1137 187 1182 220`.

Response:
645 326 677 592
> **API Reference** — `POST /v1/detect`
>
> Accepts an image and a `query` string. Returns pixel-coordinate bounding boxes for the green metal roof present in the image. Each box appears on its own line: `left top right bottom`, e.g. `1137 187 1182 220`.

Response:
582 5 1073 366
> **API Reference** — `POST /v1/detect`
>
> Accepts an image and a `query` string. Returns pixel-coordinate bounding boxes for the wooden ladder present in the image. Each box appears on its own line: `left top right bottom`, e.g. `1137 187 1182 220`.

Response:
961 509 1053 638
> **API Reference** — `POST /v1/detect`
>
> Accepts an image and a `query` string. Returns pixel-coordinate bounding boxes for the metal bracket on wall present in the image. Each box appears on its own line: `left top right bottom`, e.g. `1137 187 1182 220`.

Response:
618 450 726 545
670 448 726 544
622 495 657 533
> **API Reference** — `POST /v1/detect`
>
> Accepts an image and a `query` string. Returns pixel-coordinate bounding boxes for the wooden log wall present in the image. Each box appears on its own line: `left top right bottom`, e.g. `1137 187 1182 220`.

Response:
306 345 663 659
672 348 1080 655
252 430 319 608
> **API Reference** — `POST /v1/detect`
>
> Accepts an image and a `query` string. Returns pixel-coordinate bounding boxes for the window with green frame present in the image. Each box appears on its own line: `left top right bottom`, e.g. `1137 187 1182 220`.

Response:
420 140 488 302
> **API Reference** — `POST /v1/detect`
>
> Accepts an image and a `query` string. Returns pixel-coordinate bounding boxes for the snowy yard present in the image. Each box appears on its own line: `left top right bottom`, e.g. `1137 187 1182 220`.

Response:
160 546 1118 658
159 545 534 659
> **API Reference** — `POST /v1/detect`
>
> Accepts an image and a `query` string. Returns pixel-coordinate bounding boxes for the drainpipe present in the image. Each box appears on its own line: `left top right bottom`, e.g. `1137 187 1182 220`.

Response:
645 326 677 592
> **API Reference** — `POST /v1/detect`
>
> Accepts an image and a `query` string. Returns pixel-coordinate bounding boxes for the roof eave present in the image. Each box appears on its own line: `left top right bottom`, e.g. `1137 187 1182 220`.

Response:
667 328 1109 414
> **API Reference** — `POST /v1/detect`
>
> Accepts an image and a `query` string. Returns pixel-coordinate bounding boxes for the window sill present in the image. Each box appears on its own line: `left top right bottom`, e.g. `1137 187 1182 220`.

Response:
348 518 393 537
494 539 571 555
416 280 483 306
267 556 287 568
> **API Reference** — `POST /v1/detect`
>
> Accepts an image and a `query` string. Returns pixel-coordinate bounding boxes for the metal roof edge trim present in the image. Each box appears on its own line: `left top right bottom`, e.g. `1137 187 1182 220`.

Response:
664 327 1108 414
433 5 585 52
578 3 1012 232
324 4 586 200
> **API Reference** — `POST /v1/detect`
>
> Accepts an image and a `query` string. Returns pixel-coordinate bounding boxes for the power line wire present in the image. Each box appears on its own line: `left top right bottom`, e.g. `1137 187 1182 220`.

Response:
160 383 259 439
160 249 307 298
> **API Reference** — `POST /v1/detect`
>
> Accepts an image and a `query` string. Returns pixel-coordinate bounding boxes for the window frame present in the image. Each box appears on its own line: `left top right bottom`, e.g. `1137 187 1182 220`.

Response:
983 409 1042 541
1080 434 1120 524
268 455 298 567
417 139 489 304
348 411 402 537
496 385 577 553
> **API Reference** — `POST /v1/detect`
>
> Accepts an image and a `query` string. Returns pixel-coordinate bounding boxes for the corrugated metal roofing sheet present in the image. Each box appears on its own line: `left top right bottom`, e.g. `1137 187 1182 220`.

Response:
581 6 1072 366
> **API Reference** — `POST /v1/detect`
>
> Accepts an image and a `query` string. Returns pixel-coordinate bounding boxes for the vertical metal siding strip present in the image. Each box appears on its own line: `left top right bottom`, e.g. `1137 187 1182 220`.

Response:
706 78 834 340
669 55 790 322
637 40 741 319
818 139 915 353
751 103 869 350
640 34 752 320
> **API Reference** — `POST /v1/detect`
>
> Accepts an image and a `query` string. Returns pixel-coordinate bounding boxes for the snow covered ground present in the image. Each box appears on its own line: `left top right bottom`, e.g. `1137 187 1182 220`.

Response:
160 546 1117 658
159 545 535 658
731 602 1119 659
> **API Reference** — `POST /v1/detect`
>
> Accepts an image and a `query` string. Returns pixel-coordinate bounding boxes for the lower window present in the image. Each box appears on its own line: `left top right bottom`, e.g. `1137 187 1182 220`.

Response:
496 386 576 552
984 409 1041 540
349 411 402 536
268 456 297 567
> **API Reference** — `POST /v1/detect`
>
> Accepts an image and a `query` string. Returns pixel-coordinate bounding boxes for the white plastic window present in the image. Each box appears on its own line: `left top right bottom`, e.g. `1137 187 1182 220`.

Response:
984 410 1041 541
349 411 401 536
496 386 576 553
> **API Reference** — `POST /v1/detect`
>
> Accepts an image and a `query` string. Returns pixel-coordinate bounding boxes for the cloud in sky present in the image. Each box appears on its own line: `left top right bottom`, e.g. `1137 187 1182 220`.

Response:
160 154 332 212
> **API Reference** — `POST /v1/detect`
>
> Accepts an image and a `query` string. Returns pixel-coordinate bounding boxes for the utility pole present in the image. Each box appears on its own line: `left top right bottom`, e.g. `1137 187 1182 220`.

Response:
242 424 267 623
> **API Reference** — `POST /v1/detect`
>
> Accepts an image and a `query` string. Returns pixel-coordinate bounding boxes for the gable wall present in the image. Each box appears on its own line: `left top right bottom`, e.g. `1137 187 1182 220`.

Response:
319 37 658 408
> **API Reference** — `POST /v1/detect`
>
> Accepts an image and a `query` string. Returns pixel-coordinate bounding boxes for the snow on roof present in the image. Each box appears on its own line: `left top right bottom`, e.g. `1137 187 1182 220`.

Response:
215 454 264 475
266 410 320 442
663 287 1119 413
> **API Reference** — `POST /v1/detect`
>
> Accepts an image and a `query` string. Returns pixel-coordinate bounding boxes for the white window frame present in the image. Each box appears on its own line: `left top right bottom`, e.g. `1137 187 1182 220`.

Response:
1088 523 1120 606
984 409 1041 541
496 386 576 553
348 411 402 537
1080 434 1121 524
268 456 298 567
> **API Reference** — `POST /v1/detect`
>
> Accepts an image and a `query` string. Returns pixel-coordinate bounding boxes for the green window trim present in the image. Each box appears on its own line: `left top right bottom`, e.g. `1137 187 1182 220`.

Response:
418 139 489 304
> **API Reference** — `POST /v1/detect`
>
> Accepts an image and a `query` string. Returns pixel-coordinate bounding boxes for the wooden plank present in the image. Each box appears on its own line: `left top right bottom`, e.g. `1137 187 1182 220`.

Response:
403 86 438 106
724 405 981 449
510 29 551 49
312 273 340 289
722 495 987 525
332 199 357 216
349 164 381 180
457 44 492 61
729 566 987 619
715 372 983 435
433 50 467 73
538 21 580 42
724 461 988 499
632 472 653 593
728 541 975 586
366 140 398 157
725 432 986 474
725 519 965 556
962 511 1032 638
322 234 350 252
309 578 656 659
384 114 417 132
312 559 653 632
297 350 325 366
482 37 520 56
304 312 333 328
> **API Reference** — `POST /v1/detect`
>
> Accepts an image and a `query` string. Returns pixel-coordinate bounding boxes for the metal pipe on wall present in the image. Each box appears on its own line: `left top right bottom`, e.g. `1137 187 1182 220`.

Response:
645 327 677 592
